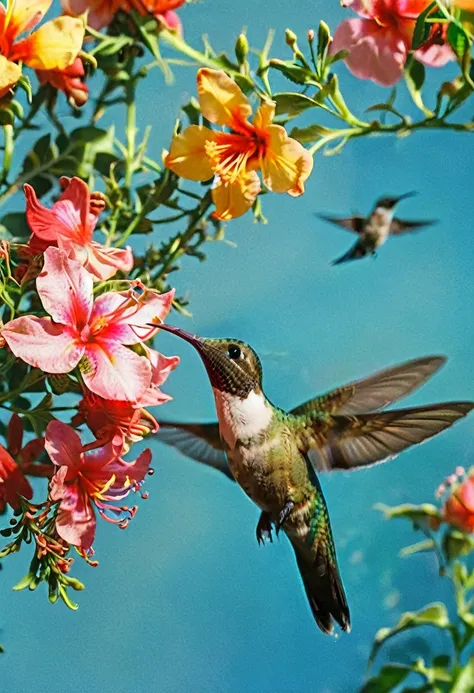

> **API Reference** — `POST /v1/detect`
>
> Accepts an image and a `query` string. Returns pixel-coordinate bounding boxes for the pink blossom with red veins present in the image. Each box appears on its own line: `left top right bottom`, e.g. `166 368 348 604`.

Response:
24 177 133 281
1 247 175 402
36 57 89 108
46 420 152 549
331 0 453 86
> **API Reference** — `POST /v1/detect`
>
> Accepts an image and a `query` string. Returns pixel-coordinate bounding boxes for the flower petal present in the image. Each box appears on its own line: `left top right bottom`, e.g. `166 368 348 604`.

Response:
53 476 97 549
0 56 22 99
12 16 85 71
82 340 152 402
45 420 83 470
38 247 93 328
78 241 134 281
1 315 84 373
261 125 313 196
165 125 217 181
24 183 71 242
197 68 252 126
62 0 122 31
211 172 260 221
415 41 454 68
0 444 33 508
331 18 408 86
5 0 53 37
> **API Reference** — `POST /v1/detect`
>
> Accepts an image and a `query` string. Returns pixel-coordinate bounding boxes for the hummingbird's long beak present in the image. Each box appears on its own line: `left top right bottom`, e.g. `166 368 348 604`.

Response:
396 191 417 202
150 323 204 349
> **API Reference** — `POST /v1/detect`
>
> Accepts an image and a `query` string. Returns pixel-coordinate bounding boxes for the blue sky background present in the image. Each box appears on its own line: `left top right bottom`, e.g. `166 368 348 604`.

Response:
2 1 474 692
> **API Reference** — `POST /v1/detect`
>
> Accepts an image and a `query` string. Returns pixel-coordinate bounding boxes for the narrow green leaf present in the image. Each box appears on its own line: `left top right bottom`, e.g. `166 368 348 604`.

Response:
375 502 441 523
452 657 474 693
412 1 436 50
268 59 319 86
404 59 433 117
400 538 435 557
289 124 333 144
447 23 470 62
273 92 319 117
361 664 411 693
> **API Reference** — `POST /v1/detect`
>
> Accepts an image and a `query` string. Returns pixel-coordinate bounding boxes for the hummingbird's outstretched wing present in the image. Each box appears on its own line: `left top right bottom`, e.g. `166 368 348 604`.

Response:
157 422 233 480
318 214 365 233
331 242 368 265
290 356 446 417
390 218 437 235
296 402 474 472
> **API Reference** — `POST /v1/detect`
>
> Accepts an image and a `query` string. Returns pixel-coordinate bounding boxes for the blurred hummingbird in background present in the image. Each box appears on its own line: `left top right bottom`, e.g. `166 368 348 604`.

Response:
319 192 437 265
153 324 473 635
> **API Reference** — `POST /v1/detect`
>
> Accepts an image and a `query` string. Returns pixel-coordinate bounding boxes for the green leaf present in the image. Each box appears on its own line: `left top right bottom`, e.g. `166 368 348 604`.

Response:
368 603 450 668
411 1 436 50
452 657 474 693
361 664 411 693
399 538 435 558
16 74 32 102
375 502 442 526
447 23 470 62
273 92 319 117
0 212 30 239
289 124 333 144
268 59 319 86
443 529 474 562
404 59 433 117
0 109 14 126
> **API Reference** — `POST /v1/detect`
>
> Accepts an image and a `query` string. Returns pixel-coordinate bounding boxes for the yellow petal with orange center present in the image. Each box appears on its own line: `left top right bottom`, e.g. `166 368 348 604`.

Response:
0 56 22 99
211 171 260 221
11 16 85 70
261 125 313 196
252 101 276 130
197 68 252 127
165 125 217 181
4 0 53 39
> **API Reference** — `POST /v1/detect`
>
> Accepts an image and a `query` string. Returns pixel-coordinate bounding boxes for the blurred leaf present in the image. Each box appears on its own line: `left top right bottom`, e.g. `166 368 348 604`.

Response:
182 97 201 125
375 502 442 525
404 59 433 117
0 109 14 126
0 212 30 239
289 123 333 144
361 664 411 692
447 23 470 62
269 59 319 86
368 603 450 668
452 657 474 692
411 1 436 50
273 92 318 117
443 529 474 562
16 74 32 102
400 538 435 557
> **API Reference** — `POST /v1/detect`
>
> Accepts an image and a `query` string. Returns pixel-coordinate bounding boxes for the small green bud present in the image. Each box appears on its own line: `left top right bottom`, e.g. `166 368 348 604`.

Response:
235 33 249 66
285 28 298 50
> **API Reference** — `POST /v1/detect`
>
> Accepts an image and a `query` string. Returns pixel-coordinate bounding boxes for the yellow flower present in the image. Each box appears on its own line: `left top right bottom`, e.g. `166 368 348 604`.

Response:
0 0 85 99
164 69 314 221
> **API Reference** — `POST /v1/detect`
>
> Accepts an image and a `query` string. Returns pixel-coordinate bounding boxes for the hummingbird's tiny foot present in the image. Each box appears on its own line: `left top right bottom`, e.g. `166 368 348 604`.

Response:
256 511 273 546
276 500 295 535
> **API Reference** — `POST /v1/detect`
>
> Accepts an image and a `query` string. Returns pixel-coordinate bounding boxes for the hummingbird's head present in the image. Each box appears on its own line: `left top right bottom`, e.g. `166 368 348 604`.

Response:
377 191 417 209
153 324 263 397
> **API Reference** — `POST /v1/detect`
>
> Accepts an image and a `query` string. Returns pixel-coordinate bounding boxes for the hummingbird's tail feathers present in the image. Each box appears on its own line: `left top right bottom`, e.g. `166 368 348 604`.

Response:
315 402 474 472
317 214 365 234
294 541 351 635
331 243 368 266
290 355 446 418
390 218 438 235
156 421 233 480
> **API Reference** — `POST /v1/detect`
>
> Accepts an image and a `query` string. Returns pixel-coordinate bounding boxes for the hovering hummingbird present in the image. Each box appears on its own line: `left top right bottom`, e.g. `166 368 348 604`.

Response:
153 324 473 634
319 192 437 265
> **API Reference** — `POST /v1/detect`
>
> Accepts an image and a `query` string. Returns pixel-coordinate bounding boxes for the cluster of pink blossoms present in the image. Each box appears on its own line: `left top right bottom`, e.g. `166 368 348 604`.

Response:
0 178 179 551
332 0 454 86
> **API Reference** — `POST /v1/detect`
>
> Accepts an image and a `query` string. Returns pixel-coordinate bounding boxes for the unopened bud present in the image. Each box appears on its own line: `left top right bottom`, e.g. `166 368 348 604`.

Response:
307 29 315 42
285 28 298 50
235 33 249 66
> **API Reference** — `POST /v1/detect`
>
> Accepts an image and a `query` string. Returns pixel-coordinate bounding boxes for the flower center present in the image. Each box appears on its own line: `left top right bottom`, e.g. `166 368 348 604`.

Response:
205 120 268 184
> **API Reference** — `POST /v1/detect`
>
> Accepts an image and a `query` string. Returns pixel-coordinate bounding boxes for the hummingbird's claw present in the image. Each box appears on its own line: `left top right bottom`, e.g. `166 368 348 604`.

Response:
275 500 295 535
256 511 273 545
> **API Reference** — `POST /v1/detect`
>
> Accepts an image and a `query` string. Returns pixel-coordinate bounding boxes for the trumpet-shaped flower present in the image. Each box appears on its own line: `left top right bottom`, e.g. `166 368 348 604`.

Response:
46 421 152 549
0 0 85 97
24 177 133 281
165 69 313 220
443 473 474 533
331 0 453 87
0 413 47 513
62 0 184 32
2 247 174 402
37 57 89 108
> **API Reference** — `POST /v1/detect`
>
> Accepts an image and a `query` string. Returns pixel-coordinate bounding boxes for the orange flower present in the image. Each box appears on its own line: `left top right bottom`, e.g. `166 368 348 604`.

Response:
37 57 89 107
443 473 474 532
164 69 314 221
0 0 85 98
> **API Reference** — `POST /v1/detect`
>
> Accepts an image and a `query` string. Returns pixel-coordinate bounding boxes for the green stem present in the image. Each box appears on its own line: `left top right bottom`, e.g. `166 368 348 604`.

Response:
125 82 137 191
1 125 14 185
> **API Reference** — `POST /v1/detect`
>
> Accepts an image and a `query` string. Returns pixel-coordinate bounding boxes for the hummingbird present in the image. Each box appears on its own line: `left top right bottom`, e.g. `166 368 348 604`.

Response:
153 324 473 634
319 192 437 265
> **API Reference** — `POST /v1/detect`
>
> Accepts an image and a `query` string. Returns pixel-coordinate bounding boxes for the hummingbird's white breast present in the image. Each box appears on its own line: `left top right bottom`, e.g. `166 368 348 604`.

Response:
212 389 273 449
365 207 394 246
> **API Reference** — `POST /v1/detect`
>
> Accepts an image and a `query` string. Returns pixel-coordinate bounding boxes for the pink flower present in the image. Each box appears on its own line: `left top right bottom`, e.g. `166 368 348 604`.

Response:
62 0 184 33
2 247 174 402
36 57 89 108
24 177 133 281
443 473 474 533
46 420 152 549
331 0 453 86
129 0 184 35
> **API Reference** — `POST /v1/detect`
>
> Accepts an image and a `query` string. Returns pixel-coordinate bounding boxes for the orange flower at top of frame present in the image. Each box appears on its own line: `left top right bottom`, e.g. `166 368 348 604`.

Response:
164 69 314 221
0 0 85 99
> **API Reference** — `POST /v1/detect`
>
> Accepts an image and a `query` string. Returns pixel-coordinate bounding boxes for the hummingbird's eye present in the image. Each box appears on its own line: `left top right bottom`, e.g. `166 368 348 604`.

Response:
228 345 242 360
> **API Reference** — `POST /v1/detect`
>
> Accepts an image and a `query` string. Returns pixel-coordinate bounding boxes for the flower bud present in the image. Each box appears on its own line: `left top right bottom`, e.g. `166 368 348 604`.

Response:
235 33 249 66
